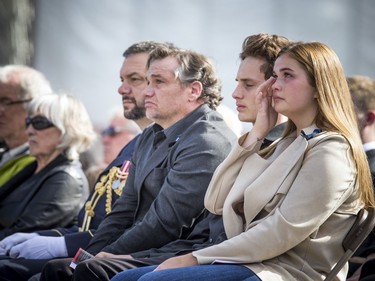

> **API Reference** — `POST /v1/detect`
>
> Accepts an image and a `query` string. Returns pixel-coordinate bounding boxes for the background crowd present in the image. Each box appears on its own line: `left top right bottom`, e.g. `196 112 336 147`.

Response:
0 2 375 281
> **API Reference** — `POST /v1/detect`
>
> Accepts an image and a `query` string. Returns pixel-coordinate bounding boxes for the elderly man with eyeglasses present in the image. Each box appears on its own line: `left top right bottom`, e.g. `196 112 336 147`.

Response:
0 65 52 186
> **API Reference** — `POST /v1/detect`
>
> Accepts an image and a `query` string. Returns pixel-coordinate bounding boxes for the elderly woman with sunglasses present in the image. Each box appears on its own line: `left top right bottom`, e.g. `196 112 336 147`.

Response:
0 94 95 240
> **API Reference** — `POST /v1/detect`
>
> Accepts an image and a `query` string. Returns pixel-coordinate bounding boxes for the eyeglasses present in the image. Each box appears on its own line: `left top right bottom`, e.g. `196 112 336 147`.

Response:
0 99 32 110
101 126 125 137
25 115 55 130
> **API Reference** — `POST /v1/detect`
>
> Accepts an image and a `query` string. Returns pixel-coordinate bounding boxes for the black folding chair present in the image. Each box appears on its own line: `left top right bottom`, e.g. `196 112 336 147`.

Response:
324 208 375 281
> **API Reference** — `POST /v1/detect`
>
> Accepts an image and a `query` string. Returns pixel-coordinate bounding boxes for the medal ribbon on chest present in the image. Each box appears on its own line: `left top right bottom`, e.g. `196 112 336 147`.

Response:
79 160 132 232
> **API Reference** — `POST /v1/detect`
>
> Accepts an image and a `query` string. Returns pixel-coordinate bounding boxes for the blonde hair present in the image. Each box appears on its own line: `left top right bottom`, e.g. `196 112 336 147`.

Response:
28 93 96 160
276 42 374 208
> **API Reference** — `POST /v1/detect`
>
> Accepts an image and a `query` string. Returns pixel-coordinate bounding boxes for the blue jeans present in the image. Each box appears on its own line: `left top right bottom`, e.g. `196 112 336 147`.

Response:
110 264 261 281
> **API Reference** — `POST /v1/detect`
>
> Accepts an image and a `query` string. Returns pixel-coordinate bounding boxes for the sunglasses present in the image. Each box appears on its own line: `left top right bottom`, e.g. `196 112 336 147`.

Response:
25 115 55 130
101 126 125 137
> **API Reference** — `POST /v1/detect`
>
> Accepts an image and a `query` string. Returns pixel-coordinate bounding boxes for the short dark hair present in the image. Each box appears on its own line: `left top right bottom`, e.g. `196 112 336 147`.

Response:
240 33 290 79
123 41 174 58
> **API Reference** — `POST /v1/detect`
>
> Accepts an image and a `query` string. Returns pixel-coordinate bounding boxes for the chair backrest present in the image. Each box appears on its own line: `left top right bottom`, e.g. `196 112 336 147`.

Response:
324 207 375 281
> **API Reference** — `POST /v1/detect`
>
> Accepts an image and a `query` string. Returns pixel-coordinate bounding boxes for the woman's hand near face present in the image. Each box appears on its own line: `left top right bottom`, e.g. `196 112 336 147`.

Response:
241 77 277 148
154 253 198 271
253 77 278 135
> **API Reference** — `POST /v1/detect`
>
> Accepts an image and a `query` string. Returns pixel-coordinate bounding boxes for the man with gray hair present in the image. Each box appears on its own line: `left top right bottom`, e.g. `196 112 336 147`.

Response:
0 65 52 186
40 44 236 281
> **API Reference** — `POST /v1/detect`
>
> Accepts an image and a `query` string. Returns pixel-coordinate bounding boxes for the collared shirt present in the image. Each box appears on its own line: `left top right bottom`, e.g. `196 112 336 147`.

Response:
261 122 286 150
151 117 184 151
363 141 375 152
0 143 29 167
152 124 166 150
0 143 8 162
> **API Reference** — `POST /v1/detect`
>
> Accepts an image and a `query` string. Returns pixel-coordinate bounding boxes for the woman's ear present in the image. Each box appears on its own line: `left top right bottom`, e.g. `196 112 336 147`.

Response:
313 90 318 99
189 81 203 102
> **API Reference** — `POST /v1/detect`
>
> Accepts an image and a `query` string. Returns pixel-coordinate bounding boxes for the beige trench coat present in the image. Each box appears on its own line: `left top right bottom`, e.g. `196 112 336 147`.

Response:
194 127 362 281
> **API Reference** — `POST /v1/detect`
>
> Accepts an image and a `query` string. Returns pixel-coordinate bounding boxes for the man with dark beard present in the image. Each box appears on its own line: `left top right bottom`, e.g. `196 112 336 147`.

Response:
0 41 160 280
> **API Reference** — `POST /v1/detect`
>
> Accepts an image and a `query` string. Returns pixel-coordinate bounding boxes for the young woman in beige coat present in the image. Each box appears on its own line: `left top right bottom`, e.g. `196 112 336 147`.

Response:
110 42 375 281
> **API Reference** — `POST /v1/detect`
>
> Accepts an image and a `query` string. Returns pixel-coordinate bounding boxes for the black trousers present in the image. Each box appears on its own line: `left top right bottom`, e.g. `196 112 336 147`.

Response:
40 257 154 281
359 258 375 281
0 257 50 281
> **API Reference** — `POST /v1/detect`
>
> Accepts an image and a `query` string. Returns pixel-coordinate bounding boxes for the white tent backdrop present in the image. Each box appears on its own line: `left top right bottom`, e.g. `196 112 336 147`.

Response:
33 0 375 127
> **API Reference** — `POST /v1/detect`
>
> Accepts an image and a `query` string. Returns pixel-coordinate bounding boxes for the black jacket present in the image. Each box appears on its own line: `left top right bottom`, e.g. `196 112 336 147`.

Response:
0 154 88 239
85 105 236 255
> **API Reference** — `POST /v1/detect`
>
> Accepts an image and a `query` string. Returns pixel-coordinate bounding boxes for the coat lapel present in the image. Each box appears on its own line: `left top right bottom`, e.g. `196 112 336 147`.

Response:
133 126 183 191
134 105 211 191
224 135 309 238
